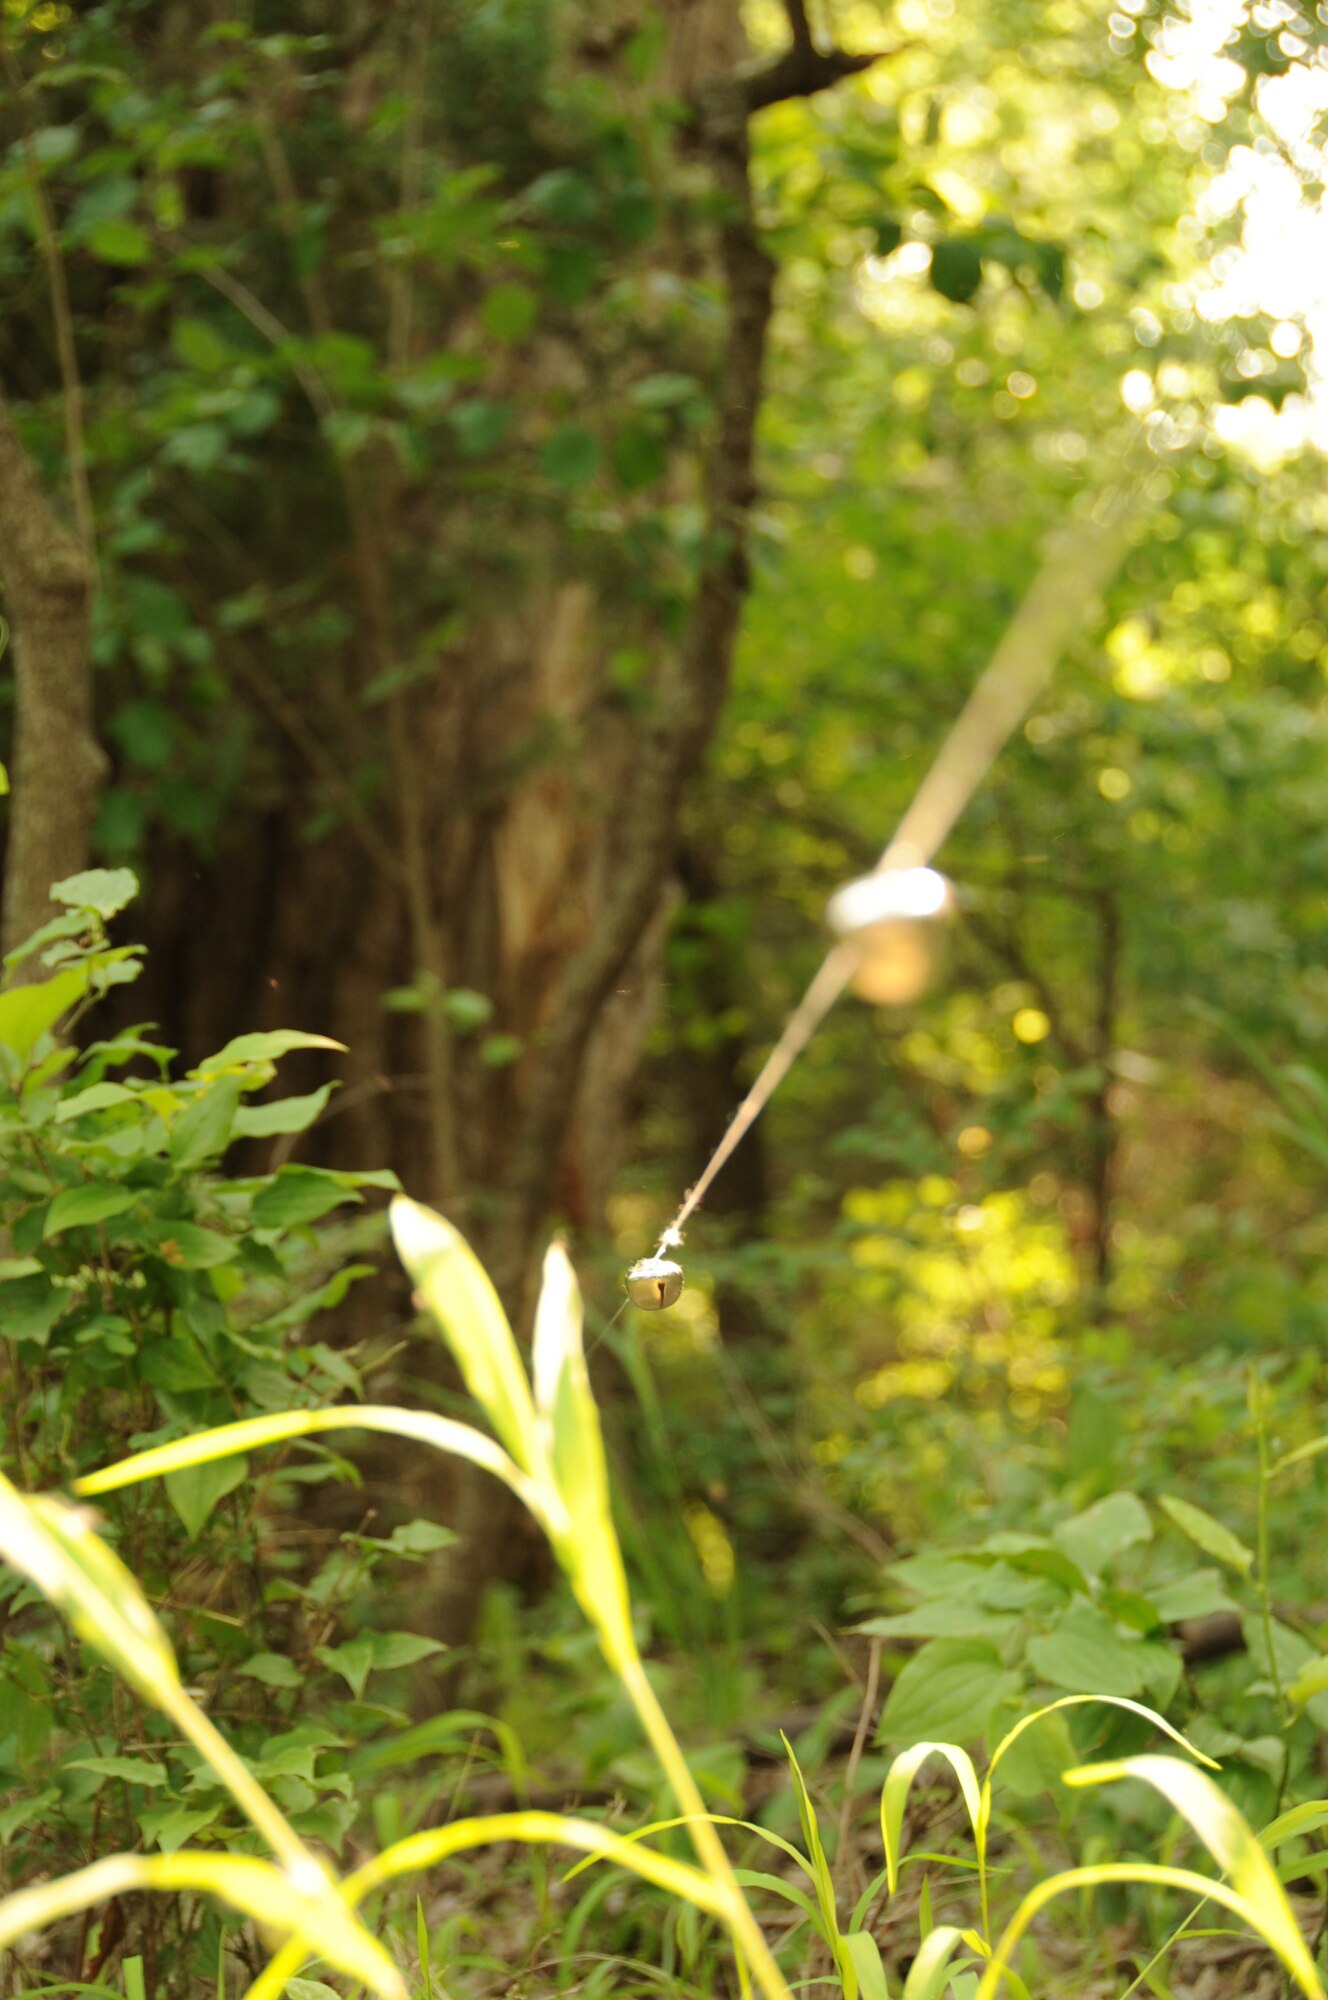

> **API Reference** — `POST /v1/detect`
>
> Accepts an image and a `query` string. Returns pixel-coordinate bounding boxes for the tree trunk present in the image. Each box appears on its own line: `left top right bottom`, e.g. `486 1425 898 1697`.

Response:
0 393 102 955
2 0 882 1646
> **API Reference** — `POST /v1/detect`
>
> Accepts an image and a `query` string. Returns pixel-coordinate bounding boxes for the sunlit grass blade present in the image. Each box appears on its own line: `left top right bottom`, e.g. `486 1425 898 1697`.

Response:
537 1239 635 1666
842 1928 890 2000
881 1743 981 1895
1062 1756 1323 1999
390 1196 540 1472
901 1925 976 2000
733 1870 825 1942
562 1813 815 1887
1261 1800 1328 1850
976 1861 1318 2000
341 1811 735 1920
0 1474 178 1703
0 1852 406 1998
72 1404 551 1529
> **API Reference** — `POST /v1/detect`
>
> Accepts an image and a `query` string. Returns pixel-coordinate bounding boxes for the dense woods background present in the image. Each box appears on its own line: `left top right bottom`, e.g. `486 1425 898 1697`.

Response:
3 0 1328 1994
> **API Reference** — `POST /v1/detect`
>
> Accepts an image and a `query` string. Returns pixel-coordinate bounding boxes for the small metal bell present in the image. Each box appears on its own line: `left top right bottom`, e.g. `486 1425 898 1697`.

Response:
826 865 952 1006
625 1256 684 1311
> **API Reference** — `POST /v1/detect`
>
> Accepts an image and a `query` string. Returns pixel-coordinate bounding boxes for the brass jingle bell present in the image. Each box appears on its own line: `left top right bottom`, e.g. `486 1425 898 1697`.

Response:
826 866 952 1006
625 1256 684 1311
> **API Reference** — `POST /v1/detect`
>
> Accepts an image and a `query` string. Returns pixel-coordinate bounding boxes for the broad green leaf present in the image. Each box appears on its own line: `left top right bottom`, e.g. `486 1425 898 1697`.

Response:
539 423 599 487
197 1031 345 1074
0 1787 57 1843
317 1636 377 1699
1061 1757 1323 1998
903 1926 973 2000
232 1085 334 1137
50 868 139 919
878 1642 1019 1748
43 1184 137 1238
1025 1604 1163 1696
481 281 538 341
0 967 88 1065
253 1167 363 1230
1149 1569 1239 1623
67 1755 169 1786
370 1632 447 1672
390 1198 539 1476
881 1741 981 1892
141 1219 239 1268
165 1456 249 1540
169 1079 241 1169
0 1257 42 1281
55 1082 139 1120
0 1850 405 1997
239 1652 304 1690
1287 1654 1328 1707
1158 1495 1253 1576
1051 1491 1151 1576
86 217 152 265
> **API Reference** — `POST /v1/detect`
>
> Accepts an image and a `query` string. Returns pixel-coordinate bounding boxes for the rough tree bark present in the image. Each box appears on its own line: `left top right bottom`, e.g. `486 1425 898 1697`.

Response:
0 393 101 956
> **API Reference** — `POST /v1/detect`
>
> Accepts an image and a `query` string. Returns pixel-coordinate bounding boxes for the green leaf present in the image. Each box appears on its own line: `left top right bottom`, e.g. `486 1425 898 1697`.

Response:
1052 1492 1152 1576
1026 1604 1162 1696
878 1641 1020 1747
1149 1570 1239 1623
929 239 983 303
316 1635 377 1699
0 1788 57 1843
370 1632 447 1673
1158 1495 1253 1576
381 1519 454 1556
481 281 538 342
44 1184 137 1238
169 1078 242 1169
164 1456 249 1540
238 1651 304 1689
0 1257 42 1281
252 1166 363 1230
171 316 233 373
197 1030 345 1073
140 1220 239 1268
0 967 88 1064
232 1084 334 1138
55 1081 139 1121
539 423 599 488
68 1754 169 1787
50 868 140 919
85 218 152 265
